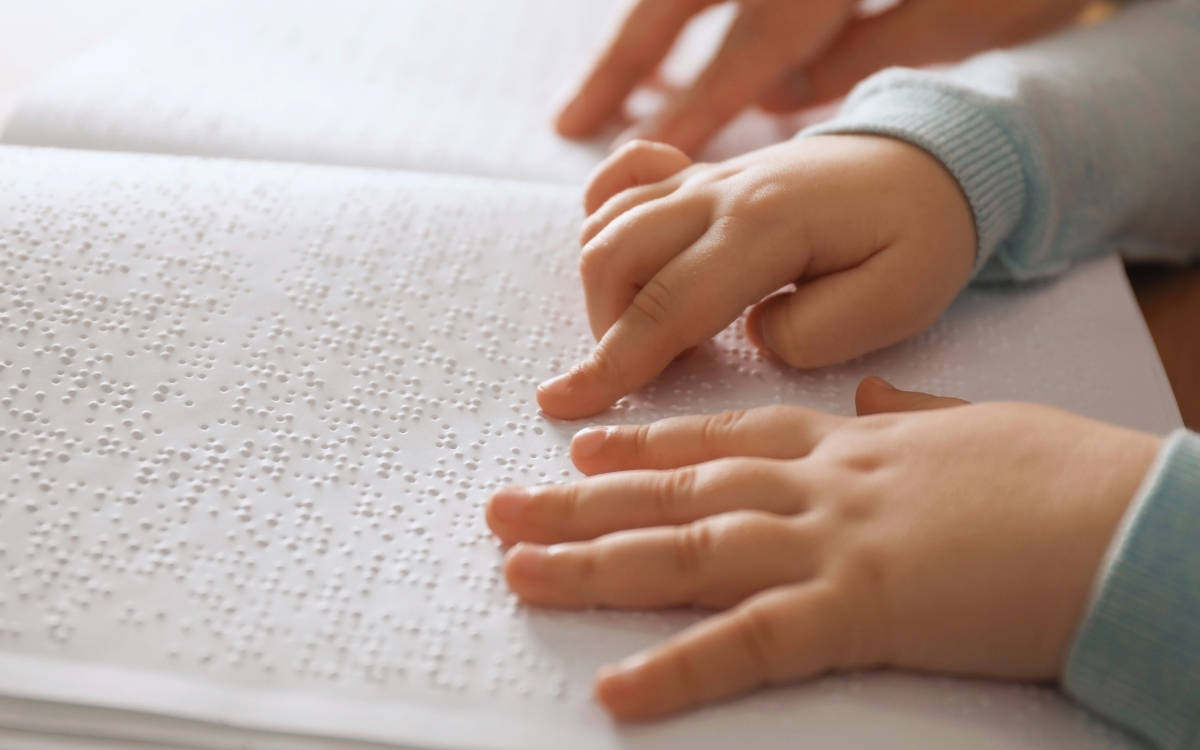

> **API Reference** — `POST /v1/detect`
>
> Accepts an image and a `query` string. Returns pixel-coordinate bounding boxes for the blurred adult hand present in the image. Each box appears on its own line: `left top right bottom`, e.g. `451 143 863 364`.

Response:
555 0 1095 154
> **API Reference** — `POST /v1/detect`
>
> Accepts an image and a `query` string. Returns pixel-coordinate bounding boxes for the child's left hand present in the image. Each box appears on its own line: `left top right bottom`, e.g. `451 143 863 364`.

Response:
536 135 977 419
488 377 1162 720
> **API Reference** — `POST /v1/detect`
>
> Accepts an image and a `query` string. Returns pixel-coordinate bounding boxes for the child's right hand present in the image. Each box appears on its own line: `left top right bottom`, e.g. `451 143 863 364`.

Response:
494 378 1163 720
537 136 977 420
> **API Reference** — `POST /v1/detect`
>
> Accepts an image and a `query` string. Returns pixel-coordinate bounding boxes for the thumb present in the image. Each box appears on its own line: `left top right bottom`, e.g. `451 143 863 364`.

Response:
854 376 969 416
744 241 962 370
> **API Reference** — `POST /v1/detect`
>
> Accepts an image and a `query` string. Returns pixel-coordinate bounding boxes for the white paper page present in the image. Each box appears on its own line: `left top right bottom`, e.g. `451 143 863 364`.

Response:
0 0 810 183
0 145 1173 750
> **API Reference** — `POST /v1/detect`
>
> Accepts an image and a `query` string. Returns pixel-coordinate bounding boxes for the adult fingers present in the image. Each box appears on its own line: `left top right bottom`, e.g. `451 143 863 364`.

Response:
759 0 1091 113
744 242 965 369
636 3 835 154
757 0 983 113
487 457 803 545
583 139 693 216
555 0 709 138
502 510 815 609
854 376 969 416
595 582 859 719
569 405 843 476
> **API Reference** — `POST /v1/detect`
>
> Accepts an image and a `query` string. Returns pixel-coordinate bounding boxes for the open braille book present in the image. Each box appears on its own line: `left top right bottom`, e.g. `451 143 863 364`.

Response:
0 2 1178 749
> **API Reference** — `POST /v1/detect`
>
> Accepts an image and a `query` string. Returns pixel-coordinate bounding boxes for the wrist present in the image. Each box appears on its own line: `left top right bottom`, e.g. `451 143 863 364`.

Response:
1064 429 1200 748
801 71 1027 277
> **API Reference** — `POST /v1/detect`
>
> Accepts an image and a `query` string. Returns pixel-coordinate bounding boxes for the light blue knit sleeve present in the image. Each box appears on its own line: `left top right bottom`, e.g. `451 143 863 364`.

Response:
802 0 1200 282
1064 430 1200 749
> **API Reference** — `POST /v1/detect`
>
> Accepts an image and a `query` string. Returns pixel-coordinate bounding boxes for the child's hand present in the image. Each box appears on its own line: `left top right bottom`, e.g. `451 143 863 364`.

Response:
537 136 976 419
489 377 1162 720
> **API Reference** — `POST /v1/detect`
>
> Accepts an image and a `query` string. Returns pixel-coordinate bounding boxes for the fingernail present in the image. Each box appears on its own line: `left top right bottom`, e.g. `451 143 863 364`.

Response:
863 376 895 390
571 427 609 458
595 659 645 714
490 487 533 522
537 371 571 397
596 661 632 689
507 544 549 581
614 651 651 673
601 652 654 690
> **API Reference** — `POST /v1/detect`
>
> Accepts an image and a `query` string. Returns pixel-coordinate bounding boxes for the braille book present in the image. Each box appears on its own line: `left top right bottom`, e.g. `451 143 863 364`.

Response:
0 2 1179 749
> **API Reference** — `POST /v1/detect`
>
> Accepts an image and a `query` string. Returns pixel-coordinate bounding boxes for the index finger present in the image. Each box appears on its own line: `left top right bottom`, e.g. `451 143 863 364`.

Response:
555 0 707 138
537 223 804 420
536 281 696 419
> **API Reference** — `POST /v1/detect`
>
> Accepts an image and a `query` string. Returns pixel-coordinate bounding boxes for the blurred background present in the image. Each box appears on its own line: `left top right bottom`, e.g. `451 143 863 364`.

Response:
0 1 143 124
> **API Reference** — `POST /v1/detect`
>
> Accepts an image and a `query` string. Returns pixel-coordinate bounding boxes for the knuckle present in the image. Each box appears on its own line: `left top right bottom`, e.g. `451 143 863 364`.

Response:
596 140 656 189
720 508 783 540
569 547 599 584
829 486 875 524
578 241 608 282
578 215 605 247
698 408 748 452
662 647 704 704
629 277 678 329
653 466 697 521
688 509 779 557
581 189 669 248
617 138 658 160
581 186 607 220
673 520 715 576
557 484 582 523
833 449 884 476
586 340 631 393
732 601 782 682
771 404 827 440
628 422 653 459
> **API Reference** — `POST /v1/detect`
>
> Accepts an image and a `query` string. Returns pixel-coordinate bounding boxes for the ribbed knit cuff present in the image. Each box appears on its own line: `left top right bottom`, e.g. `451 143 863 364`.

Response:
801 76 1026 277
1065 429 1200 750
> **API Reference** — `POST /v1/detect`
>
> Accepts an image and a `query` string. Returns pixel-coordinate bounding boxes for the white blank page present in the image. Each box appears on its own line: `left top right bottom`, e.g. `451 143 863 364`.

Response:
0 0 806 182
0 145 1172 749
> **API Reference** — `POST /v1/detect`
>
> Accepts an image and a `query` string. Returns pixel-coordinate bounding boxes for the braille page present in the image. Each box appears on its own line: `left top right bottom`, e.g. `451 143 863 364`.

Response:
0 0 805 183
0 145 1172 750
